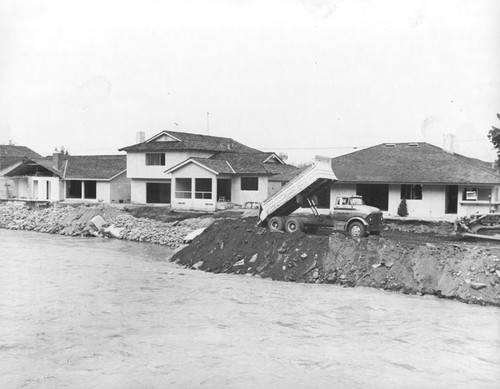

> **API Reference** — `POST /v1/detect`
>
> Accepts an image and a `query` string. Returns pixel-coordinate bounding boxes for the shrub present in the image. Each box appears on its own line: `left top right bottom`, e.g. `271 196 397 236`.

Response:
397 198 409 217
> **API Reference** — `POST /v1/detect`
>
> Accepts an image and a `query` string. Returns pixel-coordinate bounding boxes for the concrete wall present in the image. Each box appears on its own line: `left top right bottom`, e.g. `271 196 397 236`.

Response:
126 150 213 179
110 172 131 203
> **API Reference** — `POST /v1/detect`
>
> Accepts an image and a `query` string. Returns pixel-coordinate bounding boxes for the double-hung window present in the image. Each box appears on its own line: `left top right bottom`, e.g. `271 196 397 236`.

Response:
145 153 165 166
401 184 422 200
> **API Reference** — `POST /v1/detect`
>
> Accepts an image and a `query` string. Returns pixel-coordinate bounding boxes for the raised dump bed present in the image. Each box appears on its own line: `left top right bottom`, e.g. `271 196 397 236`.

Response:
258 155 337 224
258 156 383 237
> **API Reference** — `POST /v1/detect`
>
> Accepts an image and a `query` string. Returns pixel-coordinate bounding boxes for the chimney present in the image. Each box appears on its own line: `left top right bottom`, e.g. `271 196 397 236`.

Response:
136 131 146 144
442 134 455 154
52 152 66 170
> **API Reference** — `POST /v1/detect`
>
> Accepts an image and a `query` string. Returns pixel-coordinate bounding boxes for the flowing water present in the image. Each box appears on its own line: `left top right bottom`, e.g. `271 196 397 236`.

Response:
1 229 499 389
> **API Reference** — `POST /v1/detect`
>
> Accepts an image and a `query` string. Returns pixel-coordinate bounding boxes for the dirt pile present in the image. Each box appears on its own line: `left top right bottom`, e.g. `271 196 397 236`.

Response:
0 202 212 248
172 218 500 307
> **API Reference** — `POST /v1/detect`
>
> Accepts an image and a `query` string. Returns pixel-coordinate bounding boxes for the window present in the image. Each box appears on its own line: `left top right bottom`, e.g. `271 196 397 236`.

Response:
241 177 259 191
401 184 422 200
195 178 212 199
462 187 491 201
175 178 192 199
84 181 96 199
145 153 165 166
66 180 82 198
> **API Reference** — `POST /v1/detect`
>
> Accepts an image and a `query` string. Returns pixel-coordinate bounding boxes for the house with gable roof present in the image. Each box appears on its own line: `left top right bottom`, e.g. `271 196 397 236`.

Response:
328 142 500 219
1 153 129 203
119 130 297 209
0 144 43 199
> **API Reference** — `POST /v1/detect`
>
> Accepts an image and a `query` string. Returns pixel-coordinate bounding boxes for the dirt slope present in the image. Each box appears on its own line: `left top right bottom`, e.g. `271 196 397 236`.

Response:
172 218 500 307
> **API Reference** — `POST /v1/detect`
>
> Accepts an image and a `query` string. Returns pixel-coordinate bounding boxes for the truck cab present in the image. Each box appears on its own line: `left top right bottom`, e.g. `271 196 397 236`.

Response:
332 196 383 237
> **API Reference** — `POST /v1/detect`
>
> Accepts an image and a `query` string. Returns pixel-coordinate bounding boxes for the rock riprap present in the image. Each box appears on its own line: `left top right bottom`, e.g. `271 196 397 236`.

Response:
0 202 212 248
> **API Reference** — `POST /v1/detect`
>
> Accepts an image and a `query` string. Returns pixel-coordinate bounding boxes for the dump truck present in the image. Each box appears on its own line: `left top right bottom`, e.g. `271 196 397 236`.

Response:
257 156 383 238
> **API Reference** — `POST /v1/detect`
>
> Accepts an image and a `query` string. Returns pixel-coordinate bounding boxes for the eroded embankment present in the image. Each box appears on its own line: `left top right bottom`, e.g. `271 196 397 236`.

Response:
172 218 500 307
0 202 212 249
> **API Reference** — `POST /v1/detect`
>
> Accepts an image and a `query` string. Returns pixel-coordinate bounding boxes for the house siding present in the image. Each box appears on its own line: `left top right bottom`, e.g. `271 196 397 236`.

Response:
230 176 269 206
331 182 500 219
126 150 213 179
110 172 131 203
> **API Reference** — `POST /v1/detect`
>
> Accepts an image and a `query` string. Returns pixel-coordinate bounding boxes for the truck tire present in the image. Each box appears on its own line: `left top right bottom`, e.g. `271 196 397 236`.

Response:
285 218 303 233
348 221 366 238
268 217 285 232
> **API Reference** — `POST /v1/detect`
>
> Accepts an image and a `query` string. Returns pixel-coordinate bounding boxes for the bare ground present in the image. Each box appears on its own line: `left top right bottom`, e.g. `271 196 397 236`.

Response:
171 217 500 307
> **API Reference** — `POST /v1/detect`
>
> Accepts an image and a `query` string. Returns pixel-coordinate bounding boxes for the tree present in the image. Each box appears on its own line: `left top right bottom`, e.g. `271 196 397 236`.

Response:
487 113 500 168
277 152 288 162
397 198 408 217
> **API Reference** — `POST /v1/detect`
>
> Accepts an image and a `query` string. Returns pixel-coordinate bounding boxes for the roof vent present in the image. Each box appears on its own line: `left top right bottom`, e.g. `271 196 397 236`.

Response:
407 143 419 147
384 143 396 148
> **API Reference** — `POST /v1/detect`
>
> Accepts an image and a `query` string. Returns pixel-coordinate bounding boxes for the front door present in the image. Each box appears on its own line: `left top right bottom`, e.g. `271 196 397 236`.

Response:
445 185 458 214
356 184 389 211
217 179 231 202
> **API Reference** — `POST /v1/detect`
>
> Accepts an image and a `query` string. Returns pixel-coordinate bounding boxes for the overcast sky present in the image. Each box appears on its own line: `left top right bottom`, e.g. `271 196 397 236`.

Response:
1 0 499 163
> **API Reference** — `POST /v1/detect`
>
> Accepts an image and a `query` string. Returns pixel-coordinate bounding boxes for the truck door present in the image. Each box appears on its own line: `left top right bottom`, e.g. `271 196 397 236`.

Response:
333 197 351 230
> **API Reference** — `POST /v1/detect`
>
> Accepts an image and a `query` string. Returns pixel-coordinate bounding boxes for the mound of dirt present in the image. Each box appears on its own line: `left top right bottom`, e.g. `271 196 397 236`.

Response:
172 218 500 307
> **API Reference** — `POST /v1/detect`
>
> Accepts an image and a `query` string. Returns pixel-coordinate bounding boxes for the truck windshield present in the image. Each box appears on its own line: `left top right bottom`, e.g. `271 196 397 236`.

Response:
350 197 365 205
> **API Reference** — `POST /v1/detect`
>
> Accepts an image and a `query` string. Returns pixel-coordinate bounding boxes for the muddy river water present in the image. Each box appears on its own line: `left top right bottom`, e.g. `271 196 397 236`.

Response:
1 229 499 388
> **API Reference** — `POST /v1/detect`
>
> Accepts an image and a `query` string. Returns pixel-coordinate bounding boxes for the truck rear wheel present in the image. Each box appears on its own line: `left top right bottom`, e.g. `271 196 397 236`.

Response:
268 217 285 232
348 221 366 238
285 218 303 233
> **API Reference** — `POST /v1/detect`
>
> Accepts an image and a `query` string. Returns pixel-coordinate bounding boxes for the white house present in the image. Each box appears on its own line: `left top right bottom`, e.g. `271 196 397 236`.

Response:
328 142 500 219
165 152 296 211
119 130 296 209
1 153 130 204
0 144 42 199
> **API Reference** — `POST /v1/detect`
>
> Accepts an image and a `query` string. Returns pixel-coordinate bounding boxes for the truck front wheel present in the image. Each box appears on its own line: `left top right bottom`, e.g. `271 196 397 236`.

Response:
348 221 366 238
285 218 303 233
268 217 285 232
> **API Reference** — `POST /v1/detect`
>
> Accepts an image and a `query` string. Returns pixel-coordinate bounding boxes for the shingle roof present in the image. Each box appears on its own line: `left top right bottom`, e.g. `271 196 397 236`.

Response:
119 130 259 153
3 154 126 180
330 142 500 185
269 166 306 182
210 152 297 175
3 158 62 177
0 145 42 169
188 158 235 174
166 152 298 176
63 155 127 180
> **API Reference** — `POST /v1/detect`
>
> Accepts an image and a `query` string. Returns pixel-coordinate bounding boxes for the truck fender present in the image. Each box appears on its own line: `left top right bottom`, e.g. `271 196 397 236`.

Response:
345 217 368 231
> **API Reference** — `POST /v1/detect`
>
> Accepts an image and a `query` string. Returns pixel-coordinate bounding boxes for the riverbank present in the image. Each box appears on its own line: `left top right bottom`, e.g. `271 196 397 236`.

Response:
171 218 500 307
2 202 500 307
0 202 213 249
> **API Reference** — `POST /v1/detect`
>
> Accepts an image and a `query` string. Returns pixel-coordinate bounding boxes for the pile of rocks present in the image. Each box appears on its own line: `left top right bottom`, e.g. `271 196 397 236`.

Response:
0 202 213 249
112 213 213 248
